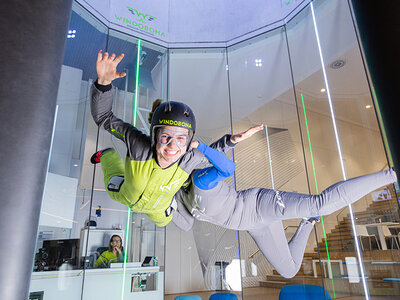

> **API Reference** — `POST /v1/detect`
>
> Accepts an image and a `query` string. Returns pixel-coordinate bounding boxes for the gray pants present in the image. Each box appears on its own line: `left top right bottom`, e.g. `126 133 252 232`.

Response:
249 219 314 278
176 169 397 278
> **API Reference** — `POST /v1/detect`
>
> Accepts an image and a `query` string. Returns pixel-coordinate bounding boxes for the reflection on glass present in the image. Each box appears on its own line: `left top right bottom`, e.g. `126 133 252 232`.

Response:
80 29 166 300
227 24 319 299
287 0 400 299
29 2 109 299
30 3 166 300
29 0 400 299
165 48 241 299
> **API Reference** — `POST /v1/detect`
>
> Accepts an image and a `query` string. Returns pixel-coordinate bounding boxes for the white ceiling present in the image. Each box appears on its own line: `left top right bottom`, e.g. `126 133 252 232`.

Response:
77 0 311 47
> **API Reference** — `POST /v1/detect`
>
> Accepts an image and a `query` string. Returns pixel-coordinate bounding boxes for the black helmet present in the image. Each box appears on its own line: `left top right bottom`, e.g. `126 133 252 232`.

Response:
150 101 196 149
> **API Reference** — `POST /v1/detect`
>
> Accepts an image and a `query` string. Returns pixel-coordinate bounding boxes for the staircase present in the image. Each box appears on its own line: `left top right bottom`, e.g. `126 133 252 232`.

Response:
316 198 399 254
257 195 400 296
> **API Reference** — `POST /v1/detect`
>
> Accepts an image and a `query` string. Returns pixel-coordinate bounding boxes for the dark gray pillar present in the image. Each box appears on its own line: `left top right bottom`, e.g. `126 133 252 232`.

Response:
0 1 72 299
350 0 400 177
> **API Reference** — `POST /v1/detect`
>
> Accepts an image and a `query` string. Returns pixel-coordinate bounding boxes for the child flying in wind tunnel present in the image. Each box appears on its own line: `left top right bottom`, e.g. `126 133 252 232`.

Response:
172 124 398 278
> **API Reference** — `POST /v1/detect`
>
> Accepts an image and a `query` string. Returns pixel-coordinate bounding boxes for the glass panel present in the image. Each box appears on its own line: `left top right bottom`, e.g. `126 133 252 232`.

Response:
28 1 400 300
312 0 400 298
79 30 167 299
286 1 355 298
227 26 323 299
29 2 108 299
287 0 400 299
133 38 168 269
30 3 168 299
165 48 242 299
78 28 138 300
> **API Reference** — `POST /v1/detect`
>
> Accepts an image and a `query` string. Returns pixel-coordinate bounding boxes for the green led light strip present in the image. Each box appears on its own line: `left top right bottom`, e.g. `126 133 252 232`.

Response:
371 86 394 168
133 39 142 128
301 93 336 298
121 39 142 300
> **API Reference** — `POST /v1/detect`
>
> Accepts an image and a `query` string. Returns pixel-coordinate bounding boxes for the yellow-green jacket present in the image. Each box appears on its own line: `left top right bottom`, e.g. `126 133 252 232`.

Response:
91 83 208 226
93 250 123 268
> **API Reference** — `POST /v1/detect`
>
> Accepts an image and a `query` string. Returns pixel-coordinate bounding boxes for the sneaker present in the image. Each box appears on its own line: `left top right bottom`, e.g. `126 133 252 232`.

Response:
303 216 321 224
90 148 112 164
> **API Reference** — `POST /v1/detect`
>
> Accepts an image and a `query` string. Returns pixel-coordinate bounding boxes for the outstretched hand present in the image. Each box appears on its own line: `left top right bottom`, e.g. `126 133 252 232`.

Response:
230 124 264 144
96 50 126 85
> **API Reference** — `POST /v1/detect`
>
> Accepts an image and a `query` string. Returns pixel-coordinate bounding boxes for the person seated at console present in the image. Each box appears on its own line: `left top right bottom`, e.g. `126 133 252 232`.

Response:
93 235 124 268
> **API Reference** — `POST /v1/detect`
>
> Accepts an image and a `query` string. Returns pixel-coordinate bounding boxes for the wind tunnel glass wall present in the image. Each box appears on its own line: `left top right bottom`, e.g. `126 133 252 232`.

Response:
284 0 399 299
29 2 167 300
165 1 399 300
28 0 400 300
165 48 243 298
227 26 321 299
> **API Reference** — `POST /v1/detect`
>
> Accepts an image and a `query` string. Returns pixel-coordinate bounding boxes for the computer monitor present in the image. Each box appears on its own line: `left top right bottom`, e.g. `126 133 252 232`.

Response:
42 238 80 270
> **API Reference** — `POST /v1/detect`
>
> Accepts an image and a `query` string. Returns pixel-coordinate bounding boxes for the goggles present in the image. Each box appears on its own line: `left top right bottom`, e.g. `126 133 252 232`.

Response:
157 128 189 149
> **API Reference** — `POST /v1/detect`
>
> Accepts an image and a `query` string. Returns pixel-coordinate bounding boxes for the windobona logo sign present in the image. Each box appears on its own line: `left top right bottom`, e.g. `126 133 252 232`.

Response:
114 6 166 38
